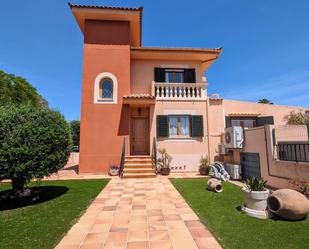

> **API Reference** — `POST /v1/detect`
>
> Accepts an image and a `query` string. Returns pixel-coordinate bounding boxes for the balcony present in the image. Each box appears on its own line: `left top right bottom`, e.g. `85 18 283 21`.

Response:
151 81 207 100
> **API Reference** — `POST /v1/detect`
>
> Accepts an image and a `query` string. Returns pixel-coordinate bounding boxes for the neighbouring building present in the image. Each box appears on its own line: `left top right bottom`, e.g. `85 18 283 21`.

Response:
69 3 308 176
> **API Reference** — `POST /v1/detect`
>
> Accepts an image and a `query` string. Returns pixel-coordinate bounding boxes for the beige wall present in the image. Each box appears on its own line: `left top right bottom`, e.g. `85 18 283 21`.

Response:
242 125 309 189
150 101 208 172
130 59 203 94
223 99 307 125
207 99 308 162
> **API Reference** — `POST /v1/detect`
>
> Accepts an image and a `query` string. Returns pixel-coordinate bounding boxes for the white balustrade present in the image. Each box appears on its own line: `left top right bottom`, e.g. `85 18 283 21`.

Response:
151 81 207 100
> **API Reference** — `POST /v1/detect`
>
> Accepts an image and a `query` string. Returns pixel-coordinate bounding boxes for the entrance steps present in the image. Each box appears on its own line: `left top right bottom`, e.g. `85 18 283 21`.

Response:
122 156 156 178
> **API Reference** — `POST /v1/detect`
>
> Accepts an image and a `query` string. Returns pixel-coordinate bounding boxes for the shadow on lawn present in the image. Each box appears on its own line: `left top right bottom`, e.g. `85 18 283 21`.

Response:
0 186 68 211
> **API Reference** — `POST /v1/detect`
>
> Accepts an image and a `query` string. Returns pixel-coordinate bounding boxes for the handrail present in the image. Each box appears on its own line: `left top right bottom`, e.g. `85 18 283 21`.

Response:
152 137 158 174
119 137 126 177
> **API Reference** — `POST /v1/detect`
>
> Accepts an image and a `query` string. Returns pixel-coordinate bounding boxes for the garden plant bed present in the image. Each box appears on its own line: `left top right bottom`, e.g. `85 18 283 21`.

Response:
0 179 109 249
171 179 309 249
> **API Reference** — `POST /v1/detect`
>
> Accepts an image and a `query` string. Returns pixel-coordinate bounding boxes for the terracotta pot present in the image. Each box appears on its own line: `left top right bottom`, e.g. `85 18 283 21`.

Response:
207 179 223 193
109 168 119 176
161 167 170 175
267 189 309 220
243 188 270 211
199 167 209 175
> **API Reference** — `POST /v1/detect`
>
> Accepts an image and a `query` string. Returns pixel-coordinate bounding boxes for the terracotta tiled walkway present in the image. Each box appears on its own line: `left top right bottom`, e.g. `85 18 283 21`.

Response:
55 177 222 249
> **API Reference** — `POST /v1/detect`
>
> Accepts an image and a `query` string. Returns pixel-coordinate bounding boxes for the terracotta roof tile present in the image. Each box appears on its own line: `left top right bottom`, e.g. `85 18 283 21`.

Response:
68 3 143 11
228 112 261 117
123 94 155 99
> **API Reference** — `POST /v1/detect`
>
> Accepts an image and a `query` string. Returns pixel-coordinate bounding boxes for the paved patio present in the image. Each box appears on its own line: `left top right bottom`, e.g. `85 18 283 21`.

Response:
55 177 222 249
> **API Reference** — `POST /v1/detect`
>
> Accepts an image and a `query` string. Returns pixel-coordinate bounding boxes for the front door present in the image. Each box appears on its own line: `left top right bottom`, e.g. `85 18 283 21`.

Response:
131 117 149 155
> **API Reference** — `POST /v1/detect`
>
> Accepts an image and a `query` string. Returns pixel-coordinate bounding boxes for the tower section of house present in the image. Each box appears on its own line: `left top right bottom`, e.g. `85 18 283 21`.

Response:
69 3 222 173
69 4 143 173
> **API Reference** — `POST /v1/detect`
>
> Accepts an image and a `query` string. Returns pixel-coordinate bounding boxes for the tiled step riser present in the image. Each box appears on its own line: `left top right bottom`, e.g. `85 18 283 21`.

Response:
123 169 155 174
125 160 153 164
124 164 153 168
123 174 156 178
123 156 157 179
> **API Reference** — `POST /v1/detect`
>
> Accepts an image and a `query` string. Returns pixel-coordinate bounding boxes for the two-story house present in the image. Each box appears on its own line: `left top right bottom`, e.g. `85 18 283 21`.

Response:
69 3 308 177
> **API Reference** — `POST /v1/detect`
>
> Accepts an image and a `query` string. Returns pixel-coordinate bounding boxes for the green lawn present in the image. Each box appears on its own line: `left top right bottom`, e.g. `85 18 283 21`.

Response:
0 179 109 249
171 179 309 249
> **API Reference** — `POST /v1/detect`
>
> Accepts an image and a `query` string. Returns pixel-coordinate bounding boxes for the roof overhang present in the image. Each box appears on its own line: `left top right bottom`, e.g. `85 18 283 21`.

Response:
228 112 261 117
123 94 155 106
68 3 143 46
130 47 222 71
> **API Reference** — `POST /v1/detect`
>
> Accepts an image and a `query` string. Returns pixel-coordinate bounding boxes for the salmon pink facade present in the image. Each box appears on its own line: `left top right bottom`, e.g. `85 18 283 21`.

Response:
69 4 308 174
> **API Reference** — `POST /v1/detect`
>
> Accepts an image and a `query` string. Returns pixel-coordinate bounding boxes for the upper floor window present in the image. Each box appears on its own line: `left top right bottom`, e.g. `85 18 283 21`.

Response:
165 69 184 83
100 78 113 99
154 68 196 83
94 72 118 104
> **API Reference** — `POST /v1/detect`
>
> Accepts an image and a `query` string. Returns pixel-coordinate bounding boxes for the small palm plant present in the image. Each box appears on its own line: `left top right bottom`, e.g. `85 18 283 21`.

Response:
199 156 210 175
157 148 172 175
245 176 267 191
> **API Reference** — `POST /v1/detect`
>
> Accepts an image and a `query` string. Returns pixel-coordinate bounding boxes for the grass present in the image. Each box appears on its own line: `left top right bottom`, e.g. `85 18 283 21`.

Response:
0 179 109 249
171 179 309 249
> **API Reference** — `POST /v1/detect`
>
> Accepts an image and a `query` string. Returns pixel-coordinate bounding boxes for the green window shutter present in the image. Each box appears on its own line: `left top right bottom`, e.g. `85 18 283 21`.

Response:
154 68 165 82
191 115 204 137
184 69 196 83
225 116 231 128
157 115 169 137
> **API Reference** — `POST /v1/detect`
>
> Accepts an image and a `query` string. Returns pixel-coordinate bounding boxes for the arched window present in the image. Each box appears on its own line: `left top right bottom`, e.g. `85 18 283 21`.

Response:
100 78 113 99
94 72 118 104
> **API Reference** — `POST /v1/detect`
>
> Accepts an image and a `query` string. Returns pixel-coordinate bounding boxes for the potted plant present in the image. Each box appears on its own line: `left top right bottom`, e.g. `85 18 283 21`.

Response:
243 176 269 211
199 156 210 175
158 148 172 175
109 165 120 176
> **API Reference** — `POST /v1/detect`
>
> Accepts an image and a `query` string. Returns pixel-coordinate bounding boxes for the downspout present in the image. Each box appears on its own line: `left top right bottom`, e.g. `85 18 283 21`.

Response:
206 97 211 162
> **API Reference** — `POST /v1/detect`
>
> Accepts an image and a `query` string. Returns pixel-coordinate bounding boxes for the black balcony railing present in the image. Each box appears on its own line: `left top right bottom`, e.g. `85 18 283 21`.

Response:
277 143 309 163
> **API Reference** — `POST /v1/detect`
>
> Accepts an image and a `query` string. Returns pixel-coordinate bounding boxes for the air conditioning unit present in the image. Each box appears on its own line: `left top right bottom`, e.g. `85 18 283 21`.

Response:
218 144 227 155
225 163 242 180
224 126 244 149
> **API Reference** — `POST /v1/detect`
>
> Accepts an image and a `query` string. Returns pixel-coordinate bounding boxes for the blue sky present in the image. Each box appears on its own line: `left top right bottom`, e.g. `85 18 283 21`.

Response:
0 0 308 120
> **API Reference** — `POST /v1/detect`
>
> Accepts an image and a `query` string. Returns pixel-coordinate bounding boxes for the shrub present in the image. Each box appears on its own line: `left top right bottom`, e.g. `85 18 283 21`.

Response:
157 148 172 169
245 176 267 191
284 111 309 125
289 179 309 198
199 156 210 169
0 105 72 192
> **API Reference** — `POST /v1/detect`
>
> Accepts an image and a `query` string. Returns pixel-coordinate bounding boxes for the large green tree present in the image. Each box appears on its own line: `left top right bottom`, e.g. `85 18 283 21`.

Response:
0 70 47 107
70 120 80 147
0 105 72 192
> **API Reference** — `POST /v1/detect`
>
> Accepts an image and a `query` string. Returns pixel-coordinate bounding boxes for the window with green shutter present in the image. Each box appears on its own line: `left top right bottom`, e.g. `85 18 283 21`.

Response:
191 115 204 137
156 115 169 137
157 115 204 138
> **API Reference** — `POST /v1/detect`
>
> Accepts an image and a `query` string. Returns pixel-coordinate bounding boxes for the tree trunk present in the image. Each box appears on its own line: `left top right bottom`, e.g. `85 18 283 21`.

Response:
12 177 25 192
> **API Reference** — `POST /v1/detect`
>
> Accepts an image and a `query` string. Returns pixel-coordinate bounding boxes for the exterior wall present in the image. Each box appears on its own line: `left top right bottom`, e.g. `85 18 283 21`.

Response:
79 44 130 173
223 99 307 125
84 20 130 45
243 125 309 189
130 59 203 94
207 99 308 162
150 101 208 172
